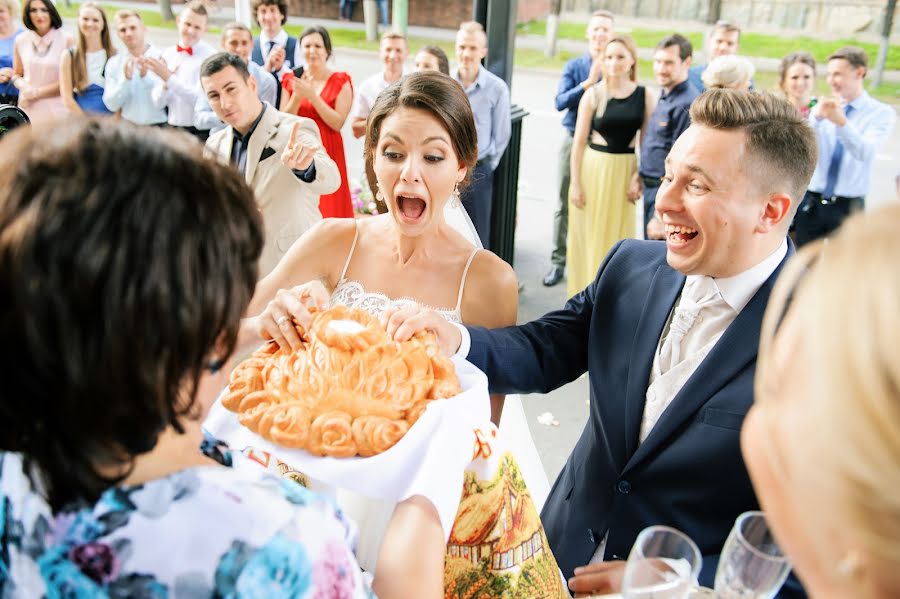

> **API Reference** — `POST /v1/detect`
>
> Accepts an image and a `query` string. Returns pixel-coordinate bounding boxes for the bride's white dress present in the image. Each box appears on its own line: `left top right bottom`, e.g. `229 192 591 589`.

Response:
329 216 550 572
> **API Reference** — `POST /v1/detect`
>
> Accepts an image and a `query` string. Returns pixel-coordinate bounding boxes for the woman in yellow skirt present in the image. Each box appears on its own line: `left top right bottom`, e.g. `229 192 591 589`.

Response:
567 35 655 297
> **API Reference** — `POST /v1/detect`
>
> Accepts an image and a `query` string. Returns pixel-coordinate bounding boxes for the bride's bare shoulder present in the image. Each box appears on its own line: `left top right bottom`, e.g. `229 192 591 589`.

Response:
461 250 519 328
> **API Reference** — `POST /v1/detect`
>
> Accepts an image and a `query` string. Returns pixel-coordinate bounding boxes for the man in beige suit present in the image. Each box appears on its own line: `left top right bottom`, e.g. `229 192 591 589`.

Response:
201 52 339 275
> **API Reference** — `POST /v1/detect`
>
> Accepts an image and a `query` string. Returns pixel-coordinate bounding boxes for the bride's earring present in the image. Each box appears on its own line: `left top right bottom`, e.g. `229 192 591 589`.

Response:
376 189 386 204
451 184 461 209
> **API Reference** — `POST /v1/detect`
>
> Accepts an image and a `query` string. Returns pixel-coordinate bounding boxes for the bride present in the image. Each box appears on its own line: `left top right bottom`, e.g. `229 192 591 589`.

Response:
238 71 546 571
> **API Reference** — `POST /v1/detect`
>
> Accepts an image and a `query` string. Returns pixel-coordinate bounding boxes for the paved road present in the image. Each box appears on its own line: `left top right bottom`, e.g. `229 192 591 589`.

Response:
102 22 900 483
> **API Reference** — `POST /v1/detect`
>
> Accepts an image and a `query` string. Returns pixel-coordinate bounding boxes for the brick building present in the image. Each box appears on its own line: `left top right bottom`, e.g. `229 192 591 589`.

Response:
291 0 551 28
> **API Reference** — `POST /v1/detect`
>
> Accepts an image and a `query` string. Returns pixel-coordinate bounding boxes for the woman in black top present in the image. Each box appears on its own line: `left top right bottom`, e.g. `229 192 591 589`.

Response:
567 35 655 297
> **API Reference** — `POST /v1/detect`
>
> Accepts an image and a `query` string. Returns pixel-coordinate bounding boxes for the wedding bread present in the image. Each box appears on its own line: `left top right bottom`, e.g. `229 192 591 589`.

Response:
222 306 462 457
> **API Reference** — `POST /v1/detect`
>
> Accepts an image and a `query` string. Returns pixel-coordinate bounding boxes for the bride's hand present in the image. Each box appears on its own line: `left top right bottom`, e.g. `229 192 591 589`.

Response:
383 305 462 357
251 280 330 351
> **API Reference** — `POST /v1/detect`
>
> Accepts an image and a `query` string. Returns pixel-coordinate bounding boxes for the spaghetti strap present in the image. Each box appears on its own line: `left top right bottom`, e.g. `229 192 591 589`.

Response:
338 220 360 283
454 249 480 313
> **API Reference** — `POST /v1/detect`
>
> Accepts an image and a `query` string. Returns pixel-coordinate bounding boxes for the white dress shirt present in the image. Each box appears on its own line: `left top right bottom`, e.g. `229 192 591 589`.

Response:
151 40 215 127
257 29 303 77
103 45 168 125
351 69 406 121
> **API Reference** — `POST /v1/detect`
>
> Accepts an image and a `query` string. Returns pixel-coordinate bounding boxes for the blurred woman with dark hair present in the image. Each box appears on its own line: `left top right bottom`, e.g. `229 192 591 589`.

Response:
9 0 72 123
59 2 115 115
0 119 443 597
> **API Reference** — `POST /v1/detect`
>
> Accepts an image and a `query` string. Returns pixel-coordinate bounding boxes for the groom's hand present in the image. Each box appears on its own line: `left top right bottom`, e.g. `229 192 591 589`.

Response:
383 306 462 357
568 562 625 597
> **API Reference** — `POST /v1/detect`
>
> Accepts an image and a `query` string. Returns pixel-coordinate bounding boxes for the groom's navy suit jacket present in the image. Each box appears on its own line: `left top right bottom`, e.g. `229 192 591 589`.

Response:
467 239 794 586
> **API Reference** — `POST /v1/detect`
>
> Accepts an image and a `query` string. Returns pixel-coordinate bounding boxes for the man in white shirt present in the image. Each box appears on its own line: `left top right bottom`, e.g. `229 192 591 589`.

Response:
250 0 301 107
193 22 277 134
350 29 407 212
384 89 817 597
147 1 215 140
103 10 167 126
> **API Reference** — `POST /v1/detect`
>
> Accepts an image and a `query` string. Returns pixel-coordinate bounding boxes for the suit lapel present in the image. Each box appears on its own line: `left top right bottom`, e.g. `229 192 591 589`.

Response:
622 265 685 460
623 249 792 474
244 107 278 185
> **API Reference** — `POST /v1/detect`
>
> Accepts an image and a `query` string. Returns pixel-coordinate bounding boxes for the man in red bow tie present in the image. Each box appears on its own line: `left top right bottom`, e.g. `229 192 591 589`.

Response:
146 1 215 140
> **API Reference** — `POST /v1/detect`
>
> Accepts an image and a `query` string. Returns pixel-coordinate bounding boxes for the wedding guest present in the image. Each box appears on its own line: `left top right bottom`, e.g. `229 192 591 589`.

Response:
635 34 698 239
103 11 167 125
351 29 407 213
281 26 354 218
0 0 24 104
453 21 511 250
250 0 299 107
793 46 896 246
201 53 338 275
0 118 443 599
701 54 754 91
149 1 215 140
688 20 741 92
351 30 407 139
567 34 653 298
745 204 900 599
9 0 72 124
543 9 614 288
59 2 114 116
413 45 449 75
779 52 817 117
193 23 276 134
386 90 817 594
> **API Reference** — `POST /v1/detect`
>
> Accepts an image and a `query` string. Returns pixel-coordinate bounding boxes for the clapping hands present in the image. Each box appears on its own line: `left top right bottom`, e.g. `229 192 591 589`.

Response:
290 71 317 101
281 122 316 171
814 97 848 126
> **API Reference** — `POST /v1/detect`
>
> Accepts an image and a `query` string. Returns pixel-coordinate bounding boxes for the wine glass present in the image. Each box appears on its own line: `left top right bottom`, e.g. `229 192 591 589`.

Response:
714 511 791 598
622 525 702 599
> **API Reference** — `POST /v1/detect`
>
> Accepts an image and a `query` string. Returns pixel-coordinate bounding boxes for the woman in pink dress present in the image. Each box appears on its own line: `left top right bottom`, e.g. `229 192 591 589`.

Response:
10 0 71 124
281 26 354 219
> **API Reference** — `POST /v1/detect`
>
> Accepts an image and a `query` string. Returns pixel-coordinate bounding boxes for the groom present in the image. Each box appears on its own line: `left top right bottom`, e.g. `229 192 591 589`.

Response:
386 89 816 594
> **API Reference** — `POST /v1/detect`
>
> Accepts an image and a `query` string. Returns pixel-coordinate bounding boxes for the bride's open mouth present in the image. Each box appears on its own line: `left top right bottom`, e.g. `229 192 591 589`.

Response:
396 194 428 224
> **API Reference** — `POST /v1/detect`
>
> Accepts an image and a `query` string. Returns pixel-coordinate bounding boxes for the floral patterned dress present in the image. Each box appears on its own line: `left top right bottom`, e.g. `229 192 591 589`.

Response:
0 437 373 598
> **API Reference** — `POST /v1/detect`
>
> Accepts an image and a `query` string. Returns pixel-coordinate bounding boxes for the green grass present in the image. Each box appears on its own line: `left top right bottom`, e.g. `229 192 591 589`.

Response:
517 20 900 71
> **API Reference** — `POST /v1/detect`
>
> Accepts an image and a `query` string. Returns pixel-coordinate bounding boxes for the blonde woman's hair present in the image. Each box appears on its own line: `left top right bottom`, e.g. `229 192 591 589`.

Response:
0 0 18 19
71 2 116 93
588 35 638 123
756 203 900 595
701 54 755 90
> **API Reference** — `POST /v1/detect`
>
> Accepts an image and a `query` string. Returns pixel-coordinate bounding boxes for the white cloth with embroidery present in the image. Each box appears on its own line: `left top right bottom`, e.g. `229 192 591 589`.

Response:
204 356 490 541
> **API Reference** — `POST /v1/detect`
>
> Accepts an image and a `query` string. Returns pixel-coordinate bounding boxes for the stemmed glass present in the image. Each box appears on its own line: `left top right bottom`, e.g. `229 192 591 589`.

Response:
622 525 702 599
714 511 791 598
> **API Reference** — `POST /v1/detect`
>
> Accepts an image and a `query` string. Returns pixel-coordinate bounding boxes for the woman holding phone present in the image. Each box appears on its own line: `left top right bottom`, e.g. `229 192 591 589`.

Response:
281 25 354 218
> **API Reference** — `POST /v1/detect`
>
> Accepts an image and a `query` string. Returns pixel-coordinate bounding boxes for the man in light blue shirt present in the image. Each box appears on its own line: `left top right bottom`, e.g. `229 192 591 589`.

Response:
194 22 276 134
453 21 511 250
103 11 167 126
794 46 896 246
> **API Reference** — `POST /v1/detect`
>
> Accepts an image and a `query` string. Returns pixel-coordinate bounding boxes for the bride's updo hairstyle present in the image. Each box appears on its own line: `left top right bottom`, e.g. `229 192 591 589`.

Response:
364 70 478 188
0 120 263 511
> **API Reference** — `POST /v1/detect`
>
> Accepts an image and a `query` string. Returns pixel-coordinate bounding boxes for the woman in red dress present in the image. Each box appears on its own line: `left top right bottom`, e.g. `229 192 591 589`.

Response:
281 26 354 218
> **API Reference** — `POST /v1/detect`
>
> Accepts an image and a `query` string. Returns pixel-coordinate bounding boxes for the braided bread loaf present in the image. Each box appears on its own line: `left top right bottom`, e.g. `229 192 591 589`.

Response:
223 306 462 457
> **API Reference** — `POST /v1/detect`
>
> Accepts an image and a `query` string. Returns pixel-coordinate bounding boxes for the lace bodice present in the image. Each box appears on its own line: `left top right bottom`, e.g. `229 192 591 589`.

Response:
330 279 463 323
329 221 478 324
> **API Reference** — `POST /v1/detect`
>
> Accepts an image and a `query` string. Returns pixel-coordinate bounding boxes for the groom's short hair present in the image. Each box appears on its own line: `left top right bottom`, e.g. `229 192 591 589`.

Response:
690 89 817 210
